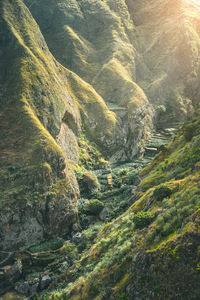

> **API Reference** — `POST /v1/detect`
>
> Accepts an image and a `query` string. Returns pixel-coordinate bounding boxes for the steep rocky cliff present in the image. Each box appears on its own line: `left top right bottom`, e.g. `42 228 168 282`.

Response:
24 0 154 161
25 0 200 144
0 0 80 250
0 0 118 250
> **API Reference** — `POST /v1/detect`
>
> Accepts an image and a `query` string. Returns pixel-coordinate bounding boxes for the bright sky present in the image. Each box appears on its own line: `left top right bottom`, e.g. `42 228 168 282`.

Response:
185 0 200 4
184 0 200 10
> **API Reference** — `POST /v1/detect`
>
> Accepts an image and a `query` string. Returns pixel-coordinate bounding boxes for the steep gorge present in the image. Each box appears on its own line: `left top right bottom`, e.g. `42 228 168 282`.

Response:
1 0 200 299
25 0 200 140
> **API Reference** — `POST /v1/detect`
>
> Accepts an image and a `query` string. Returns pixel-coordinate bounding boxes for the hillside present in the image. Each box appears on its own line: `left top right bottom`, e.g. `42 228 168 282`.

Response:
128 0 200 128
39 111 200 300
25 0 200 133
24 0 155 161
0 0 119 251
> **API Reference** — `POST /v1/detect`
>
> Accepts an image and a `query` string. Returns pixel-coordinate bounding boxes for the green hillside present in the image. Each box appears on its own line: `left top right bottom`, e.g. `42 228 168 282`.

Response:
42 112 200 300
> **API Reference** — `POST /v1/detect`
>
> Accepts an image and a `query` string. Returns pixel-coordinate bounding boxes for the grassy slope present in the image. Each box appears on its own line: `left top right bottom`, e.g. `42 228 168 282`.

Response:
0 0 119 250
24 0 154 161
26 0 200 129
24 0 138 107
128 0 200 127
0 0 81 250
46 113 200 299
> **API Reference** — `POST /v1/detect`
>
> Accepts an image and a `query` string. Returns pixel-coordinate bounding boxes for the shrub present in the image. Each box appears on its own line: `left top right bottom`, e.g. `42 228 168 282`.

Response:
183 122 197 141
85 199 104 215
59 243 78 260
162 198 172 208
156 215 165 226
153 185 172 201
78 171 100 196
126 171 140 185
133 211 154 229
28 238 64 253
116 168 129 176
145 231 155 245
160 222 173 236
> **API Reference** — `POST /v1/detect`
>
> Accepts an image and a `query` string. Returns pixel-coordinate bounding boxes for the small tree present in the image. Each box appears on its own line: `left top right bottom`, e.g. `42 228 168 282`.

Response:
85 199 104 215
153 185 172 201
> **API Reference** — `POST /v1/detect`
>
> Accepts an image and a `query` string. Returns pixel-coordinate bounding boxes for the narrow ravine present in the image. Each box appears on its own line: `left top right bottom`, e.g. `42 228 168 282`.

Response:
0 128 174 300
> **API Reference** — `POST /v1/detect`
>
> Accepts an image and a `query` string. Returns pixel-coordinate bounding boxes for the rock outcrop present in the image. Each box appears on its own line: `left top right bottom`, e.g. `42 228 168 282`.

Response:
0 0 119 250
0 0 81 250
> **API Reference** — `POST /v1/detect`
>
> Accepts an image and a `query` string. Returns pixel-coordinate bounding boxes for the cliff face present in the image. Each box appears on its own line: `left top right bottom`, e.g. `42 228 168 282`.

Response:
0 0 81 250
25 0 200 142
0 0 118 250
24 0 154 161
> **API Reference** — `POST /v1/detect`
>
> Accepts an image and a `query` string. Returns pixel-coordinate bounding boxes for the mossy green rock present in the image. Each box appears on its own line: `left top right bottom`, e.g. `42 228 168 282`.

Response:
0 0 81 250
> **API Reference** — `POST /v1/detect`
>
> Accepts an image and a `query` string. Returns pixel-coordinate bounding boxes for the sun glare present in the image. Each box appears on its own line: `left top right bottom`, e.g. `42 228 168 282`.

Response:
184 0 200 9
186 0 200 4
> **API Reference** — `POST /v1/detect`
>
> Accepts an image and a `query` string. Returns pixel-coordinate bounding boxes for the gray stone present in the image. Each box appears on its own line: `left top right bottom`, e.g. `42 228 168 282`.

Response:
72 223 81 232
40 275 51 290
5 260 22 287
99 208 108 221
72 232 83 244
145 197 154 208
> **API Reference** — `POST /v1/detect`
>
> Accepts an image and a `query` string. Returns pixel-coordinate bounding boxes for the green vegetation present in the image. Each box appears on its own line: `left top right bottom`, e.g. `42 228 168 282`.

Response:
28 238 64 253
39 112 200 300
78 134 109 170
133 211 154 229
0 0 82 251
84 199 104 216
153 185 172 201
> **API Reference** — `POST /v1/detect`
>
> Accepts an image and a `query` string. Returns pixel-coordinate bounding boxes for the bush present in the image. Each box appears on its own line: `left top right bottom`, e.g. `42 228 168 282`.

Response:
126 171 140 185
133 211 154 229
162 198 172 208
28 238 64 253
153 185 172 201
85 199 104 215
78 171 100 196
59 242 78 260
183 122 197 141
116 168 129 176
156 215 165 226
161 222 173 236
145 231 156 245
